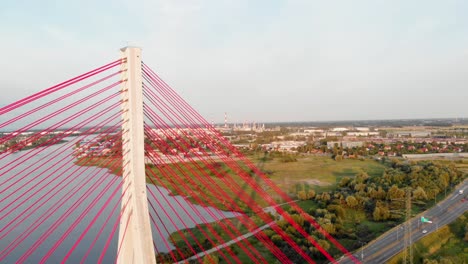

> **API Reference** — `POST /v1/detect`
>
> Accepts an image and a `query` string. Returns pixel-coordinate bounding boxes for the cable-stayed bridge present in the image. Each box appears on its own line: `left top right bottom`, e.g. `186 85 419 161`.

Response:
0 47 359 263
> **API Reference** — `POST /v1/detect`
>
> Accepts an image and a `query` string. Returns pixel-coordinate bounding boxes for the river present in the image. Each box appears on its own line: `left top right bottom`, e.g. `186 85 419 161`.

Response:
0 138 239 263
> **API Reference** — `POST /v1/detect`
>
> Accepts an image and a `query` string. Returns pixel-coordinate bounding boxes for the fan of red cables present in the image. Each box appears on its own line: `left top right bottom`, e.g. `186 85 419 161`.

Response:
0 59 126 263
141 63 359 264
0 57 359 263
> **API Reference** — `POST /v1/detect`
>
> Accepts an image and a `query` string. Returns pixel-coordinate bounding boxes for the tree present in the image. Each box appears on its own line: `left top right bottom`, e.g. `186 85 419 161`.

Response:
387 185 405 200
327 204 345 219
317 239 331 251
368 187 384 200
291 214 305 226
203 254 219 264
311 239 331 254
307 189 316 199
298 190 307 200
325 192 332 201
355 171 369 183
373 207 382 221
276 220 288 230
317 192 331 202
373 202 390 221
412 186 428 201
346 196 358 208
286 226 298 236
375 187 387 200
339 177 351 187
271 234 283 245
354 183 367 193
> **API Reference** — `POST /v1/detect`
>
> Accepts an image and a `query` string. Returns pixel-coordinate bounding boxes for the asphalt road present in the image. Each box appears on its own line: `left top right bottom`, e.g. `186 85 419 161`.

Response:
338 178 468 264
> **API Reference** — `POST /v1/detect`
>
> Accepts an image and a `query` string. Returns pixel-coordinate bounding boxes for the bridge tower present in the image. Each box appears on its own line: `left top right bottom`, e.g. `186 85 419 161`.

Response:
118 47 156 264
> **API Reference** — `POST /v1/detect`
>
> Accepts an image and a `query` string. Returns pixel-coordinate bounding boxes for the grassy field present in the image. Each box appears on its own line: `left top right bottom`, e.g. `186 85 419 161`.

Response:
388 212 468 264
250 153 385 194
77 154 385 212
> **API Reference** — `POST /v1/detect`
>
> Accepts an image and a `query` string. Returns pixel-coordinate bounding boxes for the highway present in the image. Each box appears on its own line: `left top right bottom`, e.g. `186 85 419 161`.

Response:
338 178 468 263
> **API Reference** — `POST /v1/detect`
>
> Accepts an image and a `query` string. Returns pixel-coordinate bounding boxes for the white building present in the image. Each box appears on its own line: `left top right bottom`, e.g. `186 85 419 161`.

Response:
332 127 349 132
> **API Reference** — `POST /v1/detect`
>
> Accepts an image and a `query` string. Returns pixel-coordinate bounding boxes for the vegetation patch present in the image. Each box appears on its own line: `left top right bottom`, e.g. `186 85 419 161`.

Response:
251 154 386 193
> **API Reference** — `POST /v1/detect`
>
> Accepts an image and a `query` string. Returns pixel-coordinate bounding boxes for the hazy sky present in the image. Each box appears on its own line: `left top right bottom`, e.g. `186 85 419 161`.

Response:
1 0 467 123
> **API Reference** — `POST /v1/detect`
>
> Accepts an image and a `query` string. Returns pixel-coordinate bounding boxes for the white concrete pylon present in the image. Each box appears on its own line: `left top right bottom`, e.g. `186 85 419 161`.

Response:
118 46 156 264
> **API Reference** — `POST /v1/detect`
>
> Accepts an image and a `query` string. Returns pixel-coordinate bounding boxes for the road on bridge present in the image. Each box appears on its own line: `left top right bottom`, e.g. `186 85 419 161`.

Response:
338 178 468 263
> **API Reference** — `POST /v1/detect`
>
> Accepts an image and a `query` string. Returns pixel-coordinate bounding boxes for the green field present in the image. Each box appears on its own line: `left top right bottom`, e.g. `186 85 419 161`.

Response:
250 154 385 193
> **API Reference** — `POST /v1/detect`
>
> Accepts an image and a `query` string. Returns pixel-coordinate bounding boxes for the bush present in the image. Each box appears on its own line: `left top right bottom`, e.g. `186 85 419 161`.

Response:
280 154 297 163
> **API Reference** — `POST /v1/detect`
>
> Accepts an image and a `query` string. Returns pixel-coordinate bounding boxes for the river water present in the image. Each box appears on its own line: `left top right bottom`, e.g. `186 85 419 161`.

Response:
0 138 239 263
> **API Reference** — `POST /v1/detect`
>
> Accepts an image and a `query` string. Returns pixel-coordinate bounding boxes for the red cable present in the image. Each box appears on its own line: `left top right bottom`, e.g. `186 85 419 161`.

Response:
0 121 122 236
143 148 243 264
23 145 125 262
0 105 122 224
142 69 322 262
141 108 282 262
143 114 288 262
144 125 308 262
144 173 216 263
0 105 122 209
145 186 195 262
0 59 123 115
60 181 123 262
141 84 295 262
79 182 127 264
146 198 180 262
143 81 322 263
0 123 124 256
0 80 122 146
0 82 122 175
0 70 121 130
0 124 123 261
142 121 290 263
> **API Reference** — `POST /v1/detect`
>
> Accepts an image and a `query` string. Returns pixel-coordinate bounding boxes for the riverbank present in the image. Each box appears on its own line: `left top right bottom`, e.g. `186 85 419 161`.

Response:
75 156 270 212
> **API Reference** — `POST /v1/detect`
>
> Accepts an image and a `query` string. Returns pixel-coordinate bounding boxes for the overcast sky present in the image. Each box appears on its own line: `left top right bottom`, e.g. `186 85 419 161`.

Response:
1 0 467 123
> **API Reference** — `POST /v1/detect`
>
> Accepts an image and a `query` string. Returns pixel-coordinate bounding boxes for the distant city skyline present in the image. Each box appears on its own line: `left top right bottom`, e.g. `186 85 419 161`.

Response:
1 0 468 123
